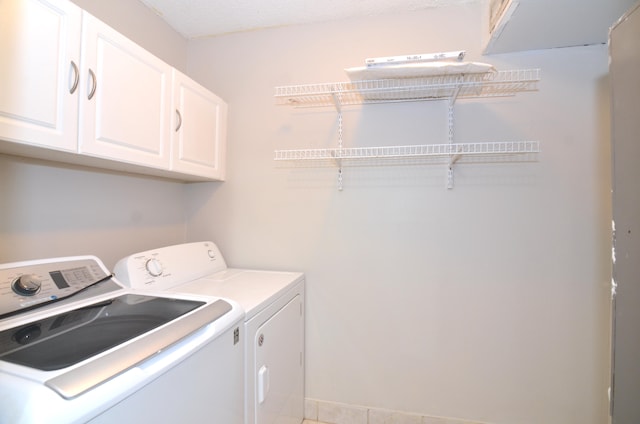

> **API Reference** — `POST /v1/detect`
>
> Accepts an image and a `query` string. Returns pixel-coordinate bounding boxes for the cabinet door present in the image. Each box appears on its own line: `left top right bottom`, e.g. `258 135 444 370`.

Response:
171 70 227 180
78 12 171 169
0 0 81 151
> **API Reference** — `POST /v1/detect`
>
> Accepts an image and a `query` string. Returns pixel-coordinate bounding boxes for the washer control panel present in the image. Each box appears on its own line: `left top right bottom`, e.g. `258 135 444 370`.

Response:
0 257 112 318
114 241 227 290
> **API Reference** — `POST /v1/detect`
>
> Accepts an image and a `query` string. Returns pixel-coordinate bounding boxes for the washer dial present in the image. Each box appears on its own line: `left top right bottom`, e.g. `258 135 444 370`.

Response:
145 258 163 277
12 274 42 296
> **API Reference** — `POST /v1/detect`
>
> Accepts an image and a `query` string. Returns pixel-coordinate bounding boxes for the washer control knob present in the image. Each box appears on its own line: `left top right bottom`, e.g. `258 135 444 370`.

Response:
145 258 163 277
12 274 42 296
207 249 216 259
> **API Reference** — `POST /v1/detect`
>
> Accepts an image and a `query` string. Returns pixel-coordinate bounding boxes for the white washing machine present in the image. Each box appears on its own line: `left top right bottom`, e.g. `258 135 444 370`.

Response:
0 254 244 424
114 241 305 424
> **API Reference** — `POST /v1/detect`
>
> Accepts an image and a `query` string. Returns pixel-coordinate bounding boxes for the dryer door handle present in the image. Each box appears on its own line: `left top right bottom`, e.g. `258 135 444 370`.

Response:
258 365 270 404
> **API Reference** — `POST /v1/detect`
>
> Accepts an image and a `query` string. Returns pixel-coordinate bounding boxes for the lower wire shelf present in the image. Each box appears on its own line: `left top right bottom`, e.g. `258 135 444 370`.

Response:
274 141 540 190
274 140 539 161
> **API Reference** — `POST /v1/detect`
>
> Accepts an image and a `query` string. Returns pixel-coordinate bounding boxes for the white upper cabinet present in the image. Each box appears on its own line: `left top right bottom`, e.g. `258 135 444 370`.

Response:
78 12 172 170
0 0 227 181
0 0 81 151
171 70 227 180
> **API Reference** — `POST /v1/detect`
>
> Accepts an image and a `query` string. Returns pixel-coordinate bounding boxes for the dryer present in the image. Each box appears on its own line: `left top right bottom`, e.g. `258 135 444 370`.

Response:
114 241 304 424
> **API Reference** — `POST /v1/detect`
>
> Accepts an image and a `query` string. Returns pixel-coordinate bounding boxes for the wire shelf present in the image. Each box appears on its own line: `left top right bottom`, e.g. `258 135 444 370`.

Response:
275 69 540 107
274 141 540 161
274 67 541 189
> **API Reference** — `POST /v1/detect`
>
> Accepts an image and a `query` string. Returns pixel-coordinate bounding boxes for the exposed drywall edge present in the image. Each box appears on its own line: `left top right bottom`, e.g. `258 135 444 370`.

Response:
489 0 510 32
483 0 519 55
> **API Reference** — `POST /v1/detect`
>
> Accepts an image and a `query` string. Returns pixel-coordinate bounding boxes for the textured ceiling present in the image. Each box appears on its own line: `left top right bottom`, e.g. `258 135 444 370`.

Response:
139 0 636 53
139 0 480 39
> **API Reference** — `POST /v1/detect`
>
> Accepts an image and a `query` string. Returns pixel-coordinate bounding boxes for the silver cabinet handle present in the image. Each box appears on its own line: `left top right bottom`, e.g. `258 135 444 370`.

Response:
69 61 79 94
175 109 182 132
88 69 97 100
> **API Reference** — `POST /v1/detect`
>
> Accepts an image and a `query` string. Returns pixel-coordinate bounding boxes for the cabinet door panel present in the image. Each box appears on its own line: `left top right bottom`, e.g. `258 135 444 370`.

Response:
79 12 171 169
172 71 227 180
0 0 80 151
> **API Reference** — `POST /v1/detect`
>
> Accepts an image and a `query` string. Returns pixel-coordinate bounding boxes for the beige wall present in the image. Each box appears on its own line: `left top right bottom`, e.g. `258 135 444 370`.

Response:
0 0 613 422
0 156 187 269
184 4 612 423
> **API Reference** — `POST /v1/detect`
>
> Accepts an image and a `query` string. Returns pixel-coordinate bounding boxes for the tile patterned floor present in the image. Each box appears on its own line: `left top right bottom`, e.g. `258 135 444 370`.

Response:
303 398 489 424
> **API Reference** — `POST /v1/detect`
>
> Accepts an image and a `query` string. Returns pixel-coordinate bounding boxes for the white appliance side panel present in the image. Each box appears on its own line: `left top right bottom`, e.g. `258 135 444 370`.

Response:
88 324 244 424
254 294 303 424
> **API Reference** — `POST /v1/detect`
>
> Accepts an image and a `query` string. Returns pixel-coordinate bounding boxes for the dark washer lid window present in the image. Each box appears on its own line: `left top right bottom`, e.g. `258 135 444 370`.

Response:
0 294 204 371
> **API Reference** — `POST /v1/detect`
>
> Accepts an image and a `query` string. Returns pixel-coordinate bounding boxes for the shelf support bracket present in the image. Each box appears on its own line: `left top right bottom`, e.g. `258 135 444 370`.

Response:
447 166 455 189
330 89 343 113
329 87 344 190
446 83 461 189
336 112 344 190
447 146 463 189
448 76 463 109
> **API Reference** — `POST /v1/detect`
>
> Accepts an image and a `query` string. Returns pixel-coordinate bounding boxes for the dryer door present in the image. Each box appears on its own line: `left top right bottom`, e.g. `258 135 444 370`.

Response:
255 295 303 424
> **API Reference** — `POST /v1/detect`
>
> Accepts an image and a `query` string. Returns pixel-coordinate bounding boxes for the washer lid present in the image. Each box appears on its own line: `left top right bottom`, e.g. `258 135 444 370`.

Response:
0 294 232 399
